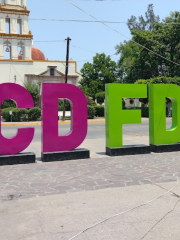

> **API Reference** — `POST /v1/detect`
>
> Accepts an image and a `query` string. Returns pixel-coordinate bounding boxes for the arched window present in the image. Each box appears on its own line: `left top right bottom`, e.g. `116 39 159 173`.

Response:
18 41 25 60
17 18 22 34
4 41 11 59
5 18 10 34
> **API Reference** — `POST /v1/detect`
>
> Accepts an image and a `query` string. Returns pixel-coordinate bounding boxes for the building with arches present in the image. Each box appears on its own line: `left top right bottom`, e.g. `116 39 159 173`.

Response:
0 0 81 85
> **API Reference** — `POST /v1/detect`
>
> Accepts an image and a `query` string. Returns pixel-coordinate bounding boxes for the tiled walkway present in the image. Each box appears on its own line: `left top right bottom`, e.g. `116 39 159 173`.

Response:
0 152 180 201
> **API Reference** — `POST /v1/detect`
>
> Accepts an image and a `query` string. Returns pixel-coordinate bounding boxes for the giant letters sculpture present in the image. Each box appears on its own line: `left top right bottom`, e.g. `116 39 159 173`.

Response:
149 84 180 145
0 83 35 155
1 82 180 163
42 83 88 153
105 84 147 148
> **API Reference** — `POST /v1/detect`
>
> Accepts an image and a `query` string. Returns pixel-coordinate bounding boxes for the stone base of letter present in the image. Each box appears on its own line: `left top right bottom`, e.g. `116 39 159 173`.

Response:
106 145 151 156
41 148 90 162
0 152 36 166
150 143 180 153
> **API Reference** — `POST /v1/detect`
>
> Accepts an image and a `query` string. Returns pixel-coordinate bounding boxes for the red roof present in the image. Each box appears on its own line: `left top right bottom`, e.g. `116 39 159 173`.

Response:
31 46 45 60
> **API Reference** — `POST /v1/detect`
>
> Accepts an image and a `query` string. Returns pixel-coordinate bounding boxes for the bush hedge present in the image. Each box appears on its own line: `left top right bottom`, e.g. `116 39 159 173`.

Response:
125 107 149 118
58 99 71 111
1 100 16 109
125 107 170 118
1 107 41 122
60 116 71 120
28 108 41 121
94 105 104 117
88 106 95 119
95 92 105 105
135 76 180 86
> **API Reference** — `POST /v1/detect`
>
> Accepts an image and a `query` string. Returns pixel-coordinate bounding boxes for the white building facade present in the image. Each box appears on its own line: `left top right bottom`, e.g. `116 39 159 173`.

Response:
0 0 81 86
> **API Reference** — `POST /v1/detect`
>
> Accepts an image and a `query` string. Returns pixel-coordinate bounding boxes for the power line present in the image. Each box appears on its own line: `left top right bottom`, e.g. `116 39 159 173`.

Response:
68 0 142 2
33 39 65 42
43 0 143 1
29 18 180 25
71 44 97 53
33 40 99 55
64 0 180 68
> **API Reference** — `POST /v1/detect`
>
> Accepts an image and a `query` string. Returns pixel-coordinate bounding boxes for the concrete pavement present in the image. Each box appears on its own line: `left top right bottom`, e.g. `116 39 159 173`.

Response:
0 179 180 240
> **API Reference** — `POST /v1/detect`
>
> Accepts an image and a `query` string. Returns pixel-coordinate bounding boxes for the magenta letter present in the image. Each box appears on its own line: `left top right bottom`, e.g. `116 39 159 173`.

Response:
0 83 35 155
42 83 87 153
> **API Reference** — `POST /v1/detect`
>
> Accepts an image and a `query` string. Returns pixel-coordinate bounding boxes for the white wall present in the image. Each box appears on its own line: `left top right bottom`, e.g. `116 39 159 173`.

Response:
124 98 141 108
0 60 81 85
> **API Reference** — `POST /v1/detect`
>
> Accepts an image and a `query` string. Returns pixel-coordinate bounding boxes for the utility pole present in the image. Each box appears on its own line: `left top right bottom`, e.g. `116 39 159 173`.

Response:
62 37 71 121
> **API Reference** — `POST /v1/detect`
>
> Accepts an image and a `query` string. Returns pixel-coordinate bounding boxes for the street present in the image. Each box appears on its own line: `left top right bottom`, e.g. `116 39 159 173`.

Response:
1 119 173 159
1 118 172 140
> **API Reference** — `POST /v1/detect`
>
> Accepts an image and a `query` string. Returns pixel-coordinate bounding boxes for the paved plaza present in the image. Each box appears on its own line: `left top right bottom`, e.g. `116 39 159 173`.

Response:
1 119 180 240
0 152 179 201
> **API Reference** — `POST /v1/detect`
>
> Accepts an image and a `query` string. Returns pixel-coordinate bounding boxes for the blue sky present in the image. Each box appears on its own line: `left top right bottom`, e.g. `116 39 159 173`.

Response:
28 0 180 72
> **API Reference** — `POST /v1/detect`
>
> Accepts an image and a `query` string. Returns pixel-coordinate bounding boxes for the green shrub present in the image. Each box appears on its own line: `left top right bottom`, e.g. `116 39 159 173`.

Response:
88 106 95 119
60 116 71 120
94 105 104 117
20 110 29 122
141 107 149 118
1 108 14 122
28 107 41 121
95 92 105 105
135 76 180 86
125 107 149 118
1 108 27 122
1 100 16 109
1 107 41 122
122 99 126 109
58 99 71 111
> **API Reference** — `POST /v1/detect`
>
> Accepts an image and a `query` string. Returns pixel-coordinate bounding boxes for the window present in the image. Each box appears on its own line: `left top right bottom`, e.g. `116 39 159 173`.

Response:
50 68 55 76
17 19 22 34
4 44 11 59
5 18 10 34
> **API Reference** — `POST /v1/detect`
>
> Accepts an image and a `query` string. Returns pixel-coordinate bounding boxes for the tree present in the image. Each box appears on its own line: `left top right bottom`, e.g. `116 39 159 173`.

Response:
115 40 140 82
95 92 105 105
115 11 180 83
135 76 180 104
79 53 119 99
24 81 41 107
127 4 160 31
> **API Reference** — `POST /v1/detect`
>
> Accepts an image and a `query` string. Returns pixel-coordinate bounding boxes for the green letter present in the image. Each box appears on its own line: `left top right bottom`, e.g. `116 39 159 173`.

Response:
149 84 180 145
105 84 147 148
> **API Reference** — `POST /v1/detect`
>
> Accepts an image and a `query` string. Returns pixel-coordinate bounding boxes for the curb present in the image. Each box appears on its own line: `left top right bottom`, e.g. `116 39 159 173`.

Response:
1 118 168 127
1 119 106 127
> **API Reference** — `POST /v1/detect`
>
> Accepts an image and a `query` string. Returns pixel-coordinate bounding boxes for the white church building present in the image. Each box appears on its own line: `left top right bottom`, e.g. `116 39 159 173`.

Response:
0 0 81 85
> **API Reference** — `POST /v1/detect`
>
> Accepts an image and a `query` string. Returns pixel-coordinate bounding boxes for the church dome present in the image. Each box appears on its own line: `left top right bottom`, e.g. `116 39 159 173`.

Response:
31 46 45 60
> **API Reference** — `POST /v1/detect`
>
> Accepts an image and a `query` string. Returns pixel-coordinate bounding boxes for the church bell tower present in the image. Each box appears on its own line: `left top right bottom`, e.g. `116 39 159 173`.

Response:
0 0 33 60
